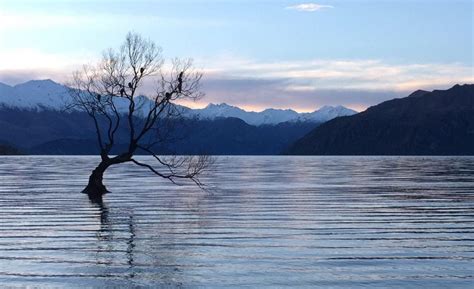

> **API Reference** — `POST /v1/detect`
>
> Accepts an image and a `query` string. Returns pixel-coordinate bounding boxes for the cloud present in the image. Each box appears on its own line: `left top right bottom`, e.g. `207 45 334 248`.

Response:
286 3 334 12
0 49 90 72
187 55 473 111
183 76 406 112
196 56 473 92
1 51 472 112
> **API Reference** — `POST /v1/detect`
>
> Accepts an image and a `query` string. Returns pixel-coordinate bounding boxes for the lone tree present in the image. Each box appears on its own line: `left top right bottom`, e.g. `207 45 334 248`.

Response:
68 32 211 201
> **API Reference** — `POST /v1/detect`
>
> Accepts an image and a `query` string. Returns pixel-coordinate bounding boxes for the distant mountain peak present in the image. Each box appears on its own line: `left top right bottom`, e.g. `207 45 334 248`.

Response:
15 79 58 87
262 107 297 113
206 102 235 108
408 89 429 98
450 83 472 90
318 105 341 110
0 79 357 125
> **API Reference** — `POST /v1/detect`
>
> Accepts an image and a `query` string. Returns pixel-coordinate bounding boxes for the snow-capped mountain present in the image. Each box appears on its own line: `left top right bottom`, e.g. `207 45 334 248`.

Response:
186 103 301 126
0 79 357 125
186 103 356 125
299 105 357 123
0 79 159 115
0 79 71 110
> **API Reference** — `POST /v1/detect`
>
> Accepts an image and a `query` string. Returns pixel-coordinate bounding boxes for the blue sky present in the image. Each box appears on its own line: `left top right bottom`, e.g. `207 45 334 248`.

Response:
0 0 472 111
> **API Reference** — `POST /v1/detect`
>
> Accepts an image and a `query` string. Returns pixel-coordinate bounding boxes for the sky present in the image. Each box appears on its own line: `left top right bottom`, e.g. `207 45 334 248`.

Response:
0 0 472 112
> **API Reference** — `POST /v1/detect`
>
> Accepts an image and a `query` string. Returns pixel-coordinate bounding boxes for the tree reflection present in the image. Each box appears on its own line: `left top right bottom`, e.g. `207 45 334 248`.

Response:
91 198 111 242
90 198 137 280
126 214 136 279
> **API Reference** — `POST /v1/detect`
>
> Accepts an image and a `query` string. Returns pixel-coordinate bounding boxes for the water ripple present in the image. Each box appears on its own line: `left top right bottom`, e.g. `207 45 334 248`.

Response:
0 156 473 288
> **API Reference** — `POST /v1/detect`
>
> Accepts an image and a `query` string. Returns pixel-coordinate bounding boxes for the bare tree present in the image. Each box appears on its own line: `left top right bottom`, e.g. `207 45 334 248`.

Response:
68 32 212 201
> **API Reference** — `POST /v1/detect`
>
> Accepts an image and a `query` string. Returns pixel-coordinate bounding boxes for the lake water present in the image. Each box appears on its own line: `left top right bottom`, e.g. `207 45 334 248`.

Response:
0 156 473 288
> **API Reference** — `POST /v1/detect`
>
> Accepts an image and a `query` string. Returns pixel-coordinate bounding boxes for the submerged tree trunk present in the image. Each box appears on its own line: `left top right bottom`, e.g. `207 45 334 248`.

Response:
82 160 111 201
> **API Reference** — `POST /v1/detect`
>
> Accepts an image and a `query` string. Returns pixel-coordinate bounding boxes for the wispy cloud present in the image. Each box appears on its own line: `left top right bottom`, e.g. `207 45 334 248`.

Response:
1 51 472 112
286 3 334 12
190 55 473 111
196 56 473 92
0 49 90 71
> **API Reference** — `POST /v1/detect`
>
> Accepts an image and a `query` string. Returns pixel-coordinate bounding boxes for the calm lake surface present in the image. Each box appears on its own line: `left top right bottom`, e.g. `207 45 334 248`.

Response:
0 156 473 288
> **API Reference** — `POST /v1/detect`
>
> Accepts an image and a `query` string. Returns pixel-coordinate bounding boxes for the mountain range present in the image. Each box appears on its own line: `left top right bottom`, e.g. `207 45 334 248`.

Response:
285 84 474 155
0 79 350 154
2 79 472 155
189 103 355 126
0 79 356 126
0 107 317 155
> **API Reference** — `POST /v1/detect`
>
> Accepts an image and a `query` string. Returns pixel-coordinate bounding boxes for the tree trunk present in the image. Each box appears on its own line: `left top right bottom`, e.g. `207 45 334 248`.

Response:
82 160 111 201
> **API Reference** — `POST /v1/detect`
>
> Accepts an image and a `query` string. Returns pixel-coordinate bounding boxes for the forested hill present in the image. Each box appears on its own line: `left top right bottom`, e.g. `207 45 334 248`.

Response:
285 84 474 155
0 144 21 155
0 108 317 155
